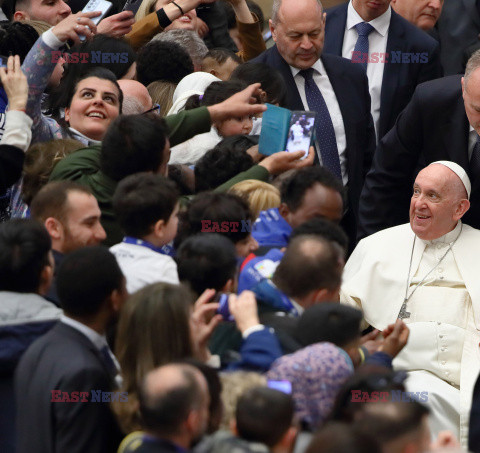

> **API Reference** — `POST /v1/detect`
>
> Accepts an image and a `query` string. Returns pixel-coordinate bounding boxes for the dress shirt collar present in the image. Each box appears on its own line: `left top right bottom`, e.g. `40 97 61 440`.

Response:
61 315 108 351
290 58 326 79
346 0 391 37
419 221 463 246
68 127 102 147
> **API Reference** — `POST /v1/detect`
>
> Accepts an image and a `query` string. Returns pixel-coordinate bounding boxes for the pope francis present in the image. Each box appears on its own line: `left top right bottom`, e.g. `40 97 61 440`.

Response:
341 161 480 446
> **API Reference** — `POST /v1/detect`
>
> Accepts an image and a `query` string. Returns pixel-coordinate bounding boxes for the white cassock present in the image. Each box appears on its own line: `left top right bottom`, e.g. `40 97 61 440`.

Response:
340 221 480 446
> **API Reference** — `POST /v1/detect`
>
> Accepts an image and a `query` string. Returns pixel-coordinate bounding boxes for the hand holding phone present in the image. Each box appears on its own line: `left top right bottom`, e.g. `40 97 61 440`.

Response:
80 0 113 40
52 11 101 43
122 0 142 16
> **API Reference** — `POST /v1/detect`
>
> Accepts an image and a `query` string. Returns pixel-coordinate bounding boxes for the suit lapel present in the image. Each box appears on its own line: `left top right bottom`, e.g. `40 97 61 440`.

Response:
441 93 469 170
269 46 305 111
322 55 354 177
56 322 116 383
324 4 348 56
380 11 403 137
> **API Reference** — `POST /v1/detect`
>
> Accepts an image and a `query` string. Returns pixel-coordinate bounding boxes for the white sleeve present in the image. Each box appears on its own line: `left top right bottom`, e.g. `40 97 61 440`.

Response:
0 110 33 151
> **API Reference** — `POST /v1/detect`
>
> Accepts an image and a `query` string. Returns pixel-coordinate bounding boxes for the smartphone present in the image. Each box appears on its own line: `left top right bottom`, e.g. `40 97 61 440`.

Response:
0 56 7 68
285 111 316 160
122 0 142 15
215 293 234 322
267 380 292 394
80 0 113 40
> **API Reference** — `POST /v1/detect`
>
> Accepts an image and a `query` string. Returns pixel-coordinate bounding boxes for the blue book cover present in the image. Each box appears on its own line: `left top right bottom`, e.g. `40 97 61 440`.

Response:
258 103 292 156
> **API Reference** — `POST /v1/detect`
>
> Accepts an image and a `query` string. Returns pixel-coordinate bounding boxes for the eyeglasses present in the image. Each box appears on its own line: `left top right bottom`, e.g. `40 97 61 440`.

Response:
142 103 161 115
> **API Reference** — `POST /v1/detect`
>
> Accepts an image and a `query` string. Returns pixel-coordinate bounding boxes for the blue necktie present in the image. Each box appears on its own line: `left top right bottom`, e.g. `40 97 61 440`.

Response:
300 68 342 180
353 22 374 71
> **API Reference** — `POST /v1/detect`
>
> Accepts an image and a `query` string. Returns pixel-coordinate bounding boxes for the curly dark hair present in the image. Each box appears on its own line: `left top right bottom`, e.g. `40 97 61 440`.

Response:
194 136 255 192
136 40 194 86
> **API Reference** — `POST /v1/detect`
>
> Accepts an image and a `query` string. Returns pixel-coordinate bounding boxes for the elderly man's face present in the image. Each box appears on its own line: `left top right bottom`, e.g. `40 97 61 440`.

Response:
269 0 326 70
462 72 480 135
391 0 443 30
409 165 468 240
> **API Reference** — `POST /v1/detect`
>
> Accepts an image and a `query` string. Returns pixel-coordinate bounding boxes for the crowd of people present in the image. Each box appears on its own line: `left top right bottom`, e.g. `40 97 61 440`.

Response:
1 0 480 451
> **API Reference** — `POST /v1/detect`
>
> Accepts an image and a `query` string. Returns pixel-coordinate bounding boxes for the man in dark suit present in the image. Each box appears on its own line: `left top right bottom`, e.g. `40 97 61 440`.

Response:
436 0 480 75
15 246 128 453
324 0 442 141
252 0 376 245
358 51 480 238
119 364 210 453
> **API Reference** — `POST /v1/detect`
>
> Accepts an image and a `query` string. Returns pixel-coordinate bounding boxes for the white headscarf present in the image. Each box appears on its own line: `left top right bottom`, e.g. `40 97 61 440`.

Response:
167 72 221 115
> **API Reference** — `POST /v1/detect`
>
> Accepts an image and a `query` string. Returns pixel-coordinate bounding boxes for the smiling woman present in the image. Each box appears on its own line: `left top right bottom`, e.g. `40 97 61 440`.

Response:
63 70 123 141
22 12 123 145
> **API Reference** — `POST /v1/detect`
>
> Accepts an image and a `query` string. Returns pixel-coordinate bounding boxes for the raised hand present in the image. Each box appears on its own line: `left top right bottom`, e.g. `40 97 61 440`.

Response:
0 56 28 111
52 11 101 43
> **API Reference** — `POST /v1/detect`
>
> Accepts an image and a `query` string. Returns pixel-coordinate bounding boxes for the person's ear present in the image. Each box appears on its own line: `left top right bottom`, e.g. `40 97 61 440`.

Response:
454 199 470 220
38 261 54 296
269 19 277 42
185 409 200 435
230 419 239 436
209 69 218 77
13 10 29 21
278 202 290 221
153 218 166 238
277 426 298 452
109 282 127 313
259 88 268 103
44 217 63 241
64 106 70 123
221 278 235 293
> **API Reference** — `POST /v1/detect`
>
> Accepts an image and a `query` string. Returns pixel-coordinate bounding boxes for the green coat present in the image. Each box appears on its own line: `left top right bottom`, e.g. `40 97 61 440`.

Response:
50 107 270 246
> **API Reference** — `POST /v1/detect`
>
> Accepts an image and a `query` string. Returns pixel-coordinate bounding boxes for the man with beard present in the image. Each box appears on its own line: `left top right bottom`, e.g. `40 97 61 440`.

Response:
30 181 107 305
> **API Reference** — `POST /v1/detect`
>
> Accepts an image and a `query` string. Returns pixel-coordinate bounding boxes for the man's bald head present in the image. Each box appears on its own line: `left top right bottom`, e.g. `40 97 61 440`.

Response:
352 401 430 453
139 364 209 441
409 164 470 240
272 235 344 304
271 0 323 24
118 79 153 113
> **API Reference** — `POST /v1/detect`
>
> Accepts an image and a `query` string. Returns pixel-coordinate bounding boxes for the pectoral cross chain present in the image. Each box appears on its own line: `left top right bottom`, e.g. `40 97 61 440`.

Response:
398 301 411 320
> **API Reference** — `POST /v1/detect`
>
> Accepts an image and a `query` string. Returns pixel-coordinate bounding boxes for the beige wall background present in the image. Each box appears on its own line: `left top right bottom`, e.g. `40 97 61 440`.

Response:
254 0 347 25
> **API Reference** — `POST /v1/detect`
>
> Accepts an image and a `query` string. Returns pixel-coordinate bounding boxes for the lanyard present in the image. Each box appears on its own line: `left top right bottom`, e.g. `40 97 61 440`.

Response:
122 236 166 255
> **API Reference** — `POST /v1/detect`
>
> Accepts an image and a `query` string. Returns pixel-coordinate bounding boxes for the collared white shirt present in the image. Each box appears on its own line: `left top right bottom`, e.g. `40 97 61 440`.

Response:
291 59 348 185
342 1 391 140
61 316 122 386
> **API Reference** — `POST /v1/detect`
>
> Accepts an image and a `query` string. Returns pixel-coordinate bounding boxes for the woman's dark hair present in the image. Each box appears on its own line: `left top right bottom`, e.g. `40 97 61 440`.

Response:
184 79 248 110
230 62 287 106
0 21 39 62
63 67 123 114
47 35 133 114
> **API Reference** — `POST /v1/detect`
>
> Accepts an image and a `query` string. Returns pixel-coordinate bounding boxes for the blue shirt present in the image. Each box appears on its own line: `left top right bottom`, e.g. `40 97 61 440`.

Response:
252 208 292 249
